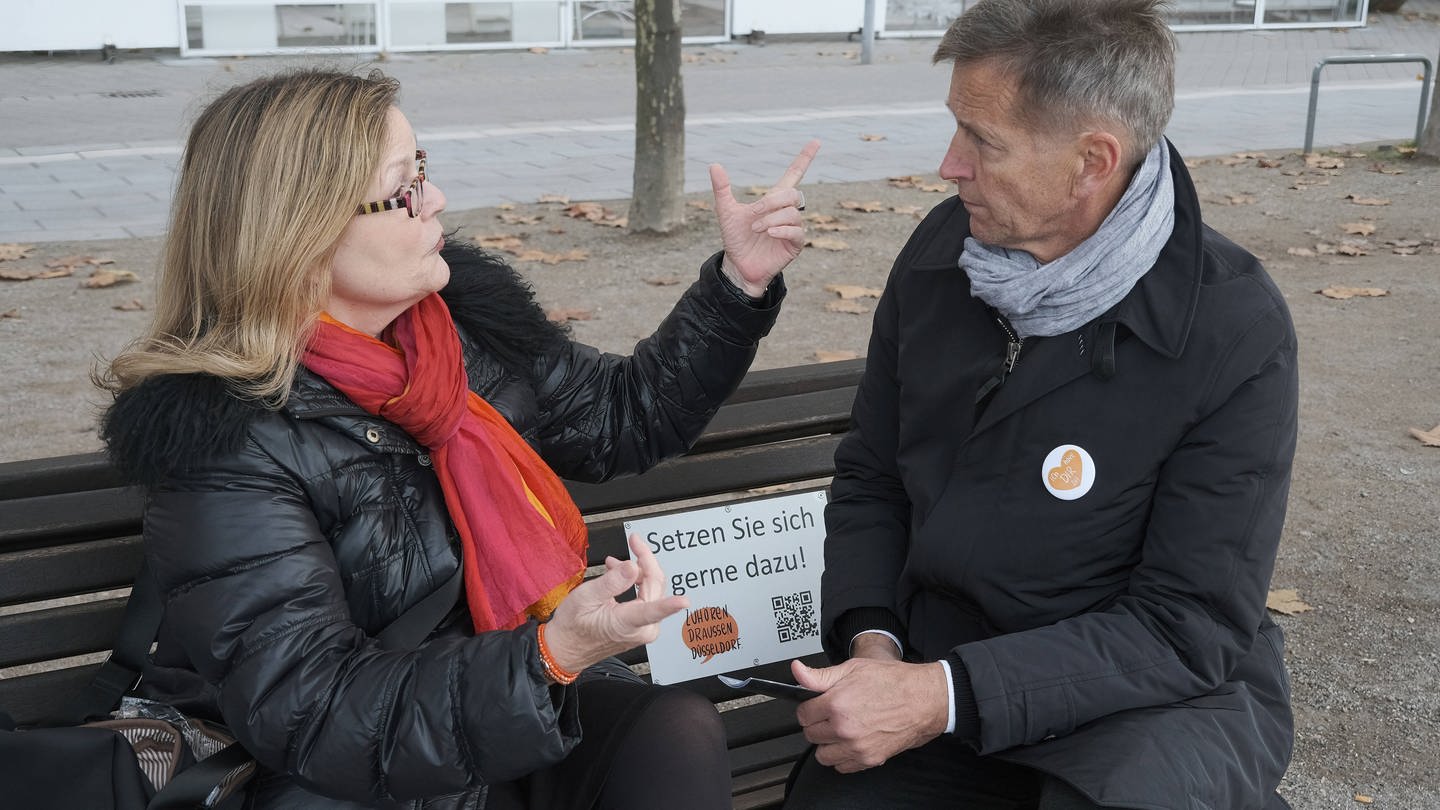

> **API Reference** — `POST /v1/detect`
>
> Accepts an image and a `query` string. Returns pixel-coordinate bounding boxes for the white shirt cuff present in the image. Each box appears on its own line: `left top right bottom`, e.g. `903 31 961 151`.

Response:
937 658 957 735
847 629 903 658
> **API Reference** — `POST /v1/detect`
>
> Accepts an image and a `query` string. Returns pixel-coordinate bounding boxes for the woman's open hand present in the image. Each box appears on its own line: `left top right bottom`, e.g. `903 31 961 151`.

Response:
543 533 688 674
710 139 822 297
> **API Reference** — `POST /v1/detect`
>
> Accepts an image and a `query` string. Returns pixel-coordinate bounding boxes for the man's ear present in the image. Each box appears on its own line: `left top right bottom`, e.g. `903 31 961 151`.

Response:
1072 130 1126 200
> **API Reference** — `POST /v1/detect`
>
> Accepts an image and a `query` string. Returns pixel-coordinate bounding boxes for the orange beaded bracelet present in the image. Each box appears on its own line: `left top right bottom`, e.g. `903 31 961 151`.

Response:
536 623 579 685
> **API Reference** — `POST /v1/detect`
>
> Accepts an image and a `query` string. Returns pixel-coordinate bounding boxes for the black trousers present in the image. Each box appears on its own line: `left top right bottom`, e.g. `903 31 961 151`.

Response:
487 676 730 810
784 734 1125 810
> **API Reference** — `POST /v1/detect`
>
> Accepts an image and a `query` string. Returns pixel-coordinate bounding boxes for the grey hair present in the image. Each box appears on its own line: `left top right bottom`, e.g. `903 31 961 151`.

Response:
933 0 1176 166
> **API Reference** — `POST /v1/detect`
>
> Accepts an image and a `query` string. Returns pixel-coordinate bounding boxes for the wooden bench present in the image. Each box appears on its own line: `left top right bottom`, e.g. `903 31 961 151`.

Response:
0 358 863 810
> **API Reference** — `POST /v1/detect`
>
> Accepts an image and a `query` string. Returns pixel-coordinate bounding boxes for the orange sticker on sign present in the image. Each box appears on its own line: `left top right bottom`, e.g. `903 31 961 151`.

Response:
682 606 741 663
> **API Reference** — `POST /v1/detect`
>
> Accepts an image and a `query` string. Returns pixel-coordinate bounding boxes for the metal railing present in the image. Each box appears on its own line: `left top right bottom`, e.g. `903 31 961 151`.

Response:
1304 53 1434 154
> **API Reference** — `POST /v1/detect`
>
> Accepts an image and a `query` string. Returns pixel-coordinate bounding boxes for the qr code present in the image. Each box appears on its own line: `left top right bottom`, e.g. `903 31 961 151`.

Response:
771 590 818 643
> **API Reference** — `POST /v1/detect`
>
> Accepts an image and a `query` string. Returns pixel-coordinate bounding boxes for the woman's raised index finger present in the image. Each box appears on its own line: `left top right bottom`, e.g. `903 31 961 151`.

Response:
772 139 822 191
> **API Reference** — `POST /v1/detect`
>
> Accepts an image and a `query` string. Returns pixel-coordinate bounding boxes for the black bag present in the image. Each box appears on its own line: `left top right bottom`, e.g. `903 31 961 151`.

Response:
0 562 462 809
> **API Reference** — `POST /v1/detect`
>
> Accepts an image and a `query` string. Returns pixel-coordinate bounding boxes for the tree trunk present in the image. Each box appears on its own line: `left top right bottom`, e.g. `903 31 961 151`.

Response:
629 0 686 234
1419 71 1440 162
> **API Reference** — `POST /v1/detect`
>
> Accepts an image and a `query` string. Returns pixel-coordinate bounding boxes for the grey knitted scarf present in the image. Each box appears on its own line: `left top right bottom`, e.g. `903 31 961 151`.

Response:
959 140 1175 338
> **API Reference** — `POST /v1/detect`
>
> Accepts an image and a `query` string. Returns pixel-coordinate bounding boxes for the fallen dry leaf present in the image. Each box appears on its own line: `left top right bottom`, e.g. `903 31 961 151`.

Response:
1184 158 1209 169
1314 243 1339 255
1304 154 1344 169
536 194 570 205
563 202 614 222
1232 151 1269 159
1354 795 1374 805
745 185 769 197
825 283 884 300
1317 286 1387 300
687 199 712 211
81 269 138 288
859 134 886 142
644 276 682 286
813 350 861 363
1369 163 1405 176
805 214 852 232
918 181 950 193
1266 589 1313 616
112 298 146 311
545 307 592 323
1223 194 1256 206
0 243 34 262
0 309 20 319
839 200 886 213
474 234 525 253
1341 222 1376 236
825 300 870 315
514 249 589 265
528 46 549 54
33 268 73 280
498 203 516 210
498 213 544 226
45 255 113 271
1335 242 1368 257
1217 156 1248 166
890 204 925 216
1396 145 1417 156
888 175 925 188
1256 158 1283 169
0 268 36 281
806 237 851 251
1346 194 1391 206
1410 424 1440 447
1286 247 1316 257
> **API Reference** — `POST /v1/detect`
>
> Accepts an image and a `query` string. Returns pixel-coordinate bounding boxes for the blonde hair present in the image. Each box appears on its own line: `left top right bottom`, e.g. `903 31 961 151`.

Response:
100 68 400 404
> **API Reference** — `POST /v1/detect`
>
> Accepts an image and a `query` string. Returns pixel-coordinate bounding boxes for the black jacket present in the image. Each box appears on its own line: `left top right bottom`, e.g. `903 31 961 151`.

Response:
822 145 1297 809
102 246 782 809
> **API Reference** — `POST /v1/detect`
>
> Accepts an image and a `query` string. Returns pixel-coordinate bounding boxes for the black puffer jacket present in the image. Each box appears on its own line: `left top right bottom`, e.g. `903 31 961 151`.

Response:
102 245 783 809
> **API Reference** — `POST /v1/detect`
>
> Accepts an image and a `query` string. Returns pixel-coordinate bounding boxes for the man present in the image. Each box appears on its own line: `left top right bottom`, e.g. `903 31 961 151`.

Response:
785 1 1296 808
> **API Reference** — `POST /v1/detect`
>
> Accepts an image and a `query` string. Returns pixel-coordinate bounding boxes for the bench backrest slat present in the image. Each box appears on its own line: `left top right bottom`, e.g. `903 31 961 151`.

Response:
566 435 841 514
0 598 129 670
0 536 144 607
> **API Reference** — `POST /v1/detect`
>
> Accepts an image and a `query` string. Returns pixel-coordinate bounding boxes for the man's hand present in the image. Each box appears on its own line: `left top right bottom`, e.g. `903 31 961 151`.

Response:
791 657 949 773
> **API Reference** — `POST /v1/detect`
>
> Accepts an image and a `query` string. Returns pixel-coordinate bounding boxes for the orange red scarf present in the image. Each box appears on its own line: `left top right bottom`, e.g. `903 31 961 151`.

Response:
303 293 587 632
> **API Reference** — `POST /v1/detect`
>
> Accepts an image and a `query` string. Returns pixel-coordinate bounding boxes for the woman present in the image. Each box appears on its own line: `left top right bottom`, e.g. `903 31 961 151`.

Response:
99 68 818 809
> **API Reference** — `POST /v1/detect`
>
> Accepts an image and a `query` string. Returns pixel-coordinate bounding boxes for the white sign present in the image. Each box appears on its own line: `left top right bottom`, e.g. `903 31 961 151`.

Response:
625 490 828 686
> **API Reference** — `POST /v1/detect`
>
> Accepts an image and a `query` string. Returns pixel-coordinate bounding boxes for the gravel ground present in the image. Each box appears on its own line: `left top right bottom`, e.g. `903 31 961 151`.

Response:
1 147 1437 809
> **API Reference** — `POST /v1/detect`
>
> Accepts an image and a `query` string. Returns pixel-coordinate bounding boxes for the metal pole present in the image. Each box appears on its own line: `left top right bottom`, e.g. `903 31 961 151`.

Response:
1303 53 1434 154
861 0 876 65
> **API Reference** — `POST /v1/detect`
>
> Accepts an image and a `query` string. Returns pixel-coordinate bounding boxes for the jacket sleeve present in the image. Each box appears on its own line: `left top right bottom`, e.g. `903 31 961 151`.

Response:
143 437 579 803
819 260 913 660
959 294 1298 753
528 251 783 482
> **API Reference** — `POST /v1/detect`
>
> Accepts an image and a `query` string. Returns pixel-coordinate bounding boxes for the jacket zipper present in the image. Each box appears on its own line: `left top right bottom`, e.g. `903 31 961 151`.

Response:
995 313 1024 380
973 313 1025 415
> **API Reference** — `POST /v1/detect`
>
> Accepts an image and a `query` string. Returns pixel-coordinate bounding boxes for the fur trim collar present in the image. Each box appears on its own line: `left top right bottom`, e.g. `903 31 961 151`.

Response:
103 241 565 487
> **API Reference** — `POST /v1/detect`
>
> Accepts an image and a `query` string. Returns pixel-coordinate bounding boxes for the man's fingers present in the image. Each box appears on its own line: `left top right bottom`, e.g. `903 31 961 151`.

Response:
771 138 822 190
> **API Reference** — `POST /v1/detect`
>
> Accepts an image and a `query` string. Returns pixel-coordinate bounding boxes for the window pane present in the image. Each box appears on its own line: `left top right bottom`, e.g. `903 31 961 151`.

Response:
276 4 377 47
391 2 561 46
884 0 967 32
1164 1 1255 25
1262 0 1362 24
